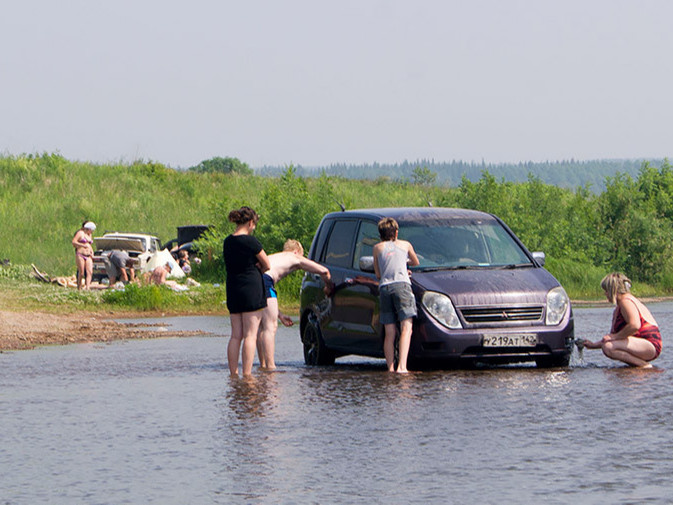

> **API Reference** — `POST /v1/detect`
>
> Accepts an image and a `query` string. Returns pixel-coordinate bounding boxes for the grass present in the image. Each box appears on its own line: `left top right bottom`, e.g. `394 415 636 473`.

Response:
0 271 300 315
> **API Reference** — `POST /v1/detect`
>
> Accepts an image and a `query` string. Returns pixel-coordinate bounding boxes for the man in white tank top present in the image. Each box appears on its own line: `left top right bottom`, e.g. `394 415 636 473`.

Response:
373 218 420 373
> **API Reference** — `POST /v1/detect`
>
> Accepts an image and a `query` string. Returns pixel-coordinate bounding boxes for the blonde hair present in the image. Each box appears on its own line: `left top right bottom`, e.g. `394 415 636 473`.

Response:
600 272 632 304
283 239 304 255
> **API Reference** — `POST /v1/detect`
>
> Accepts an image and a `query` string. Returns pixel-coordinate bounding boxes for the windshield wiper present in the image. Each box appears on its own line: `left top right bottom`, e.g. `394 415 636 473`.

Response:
417 265 475 272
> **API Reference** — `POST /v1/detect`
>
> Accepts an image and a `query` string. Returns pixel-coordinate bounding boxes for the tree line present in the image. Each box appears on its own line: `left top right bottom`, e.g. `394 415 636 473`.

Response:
256 158 666 193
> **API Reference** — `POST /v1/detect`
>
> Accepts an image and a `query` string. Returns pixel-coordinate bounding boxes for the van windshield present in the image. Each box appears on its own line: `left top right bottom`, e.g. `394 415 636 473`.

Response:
398 219 533 270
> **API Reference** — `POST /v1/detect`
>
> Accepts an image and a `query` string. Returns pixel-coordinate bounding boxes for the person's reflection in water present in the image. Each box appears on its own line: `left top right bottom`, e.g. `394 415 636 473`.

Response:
226 373 280 421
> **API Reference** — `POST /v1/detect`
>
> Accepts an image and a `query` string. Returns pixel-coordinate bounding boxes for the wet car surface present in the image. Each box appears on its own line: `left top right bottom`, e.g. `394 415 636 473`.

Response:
300 207 574 368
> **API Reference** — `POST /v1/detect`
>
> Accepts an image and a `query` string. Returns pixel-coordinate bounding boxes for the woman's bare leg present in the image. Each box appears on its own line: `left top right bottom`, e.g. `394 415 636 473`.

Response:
228 313 244 377
257 298 278 370
240 310 263 376
602 337 657 367
75 255 86 290
383 323 397 372
396 318 413 373
84 257 93 289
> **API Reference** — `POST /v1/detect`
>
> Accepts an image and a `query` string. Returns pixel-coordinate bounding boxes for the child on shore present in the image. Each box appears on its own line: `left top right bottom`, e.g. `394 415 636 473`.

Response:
373 218 419 373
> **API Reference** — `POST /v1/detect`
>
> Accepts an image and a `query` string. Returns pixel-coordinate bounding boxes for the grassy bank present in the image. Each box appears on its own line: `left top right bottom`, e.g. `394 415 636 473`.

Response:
3 153 673 300
2 262 661 317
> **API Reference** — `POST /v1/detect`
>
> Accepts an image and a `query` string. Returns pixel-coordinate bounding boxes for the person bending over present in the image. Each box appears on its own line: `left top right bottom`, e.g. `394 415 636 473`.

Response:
257 239 332 370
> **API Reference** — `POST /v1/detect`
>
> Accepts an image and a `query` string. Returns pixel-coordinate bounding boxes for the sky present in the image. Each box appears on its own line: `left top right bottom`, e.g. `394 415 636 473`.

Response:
1 0 672 169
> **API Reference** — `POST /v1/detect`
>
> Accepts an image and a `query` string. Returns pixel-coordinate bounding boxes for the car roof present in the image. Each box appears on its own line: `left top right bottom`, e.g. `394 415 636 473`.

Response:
321 207 496 222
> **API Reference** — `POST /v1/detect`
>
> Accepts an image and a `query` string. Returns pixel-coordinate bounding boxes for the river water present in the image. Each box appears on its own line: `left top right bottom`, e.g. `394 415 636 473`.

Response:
2 303 673 504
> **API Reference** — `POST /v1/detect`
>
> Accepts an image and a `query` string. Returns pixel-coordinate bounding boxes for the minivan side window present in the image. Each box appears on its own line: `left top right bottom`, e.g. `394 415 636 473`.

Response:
323 220 358 268
352 220 379 269
309 220 333 261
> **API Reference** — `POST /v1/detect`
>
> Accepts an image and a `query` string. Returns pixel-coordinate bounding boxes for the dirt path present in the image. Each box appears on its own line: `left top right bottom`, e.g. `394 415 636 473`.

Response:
0 310 209 351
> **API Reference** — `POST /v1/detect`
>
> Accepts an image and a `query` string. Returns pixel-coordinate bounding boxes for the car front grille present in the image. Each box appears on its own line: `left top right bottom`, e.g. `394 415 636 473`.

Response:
459 306 544 324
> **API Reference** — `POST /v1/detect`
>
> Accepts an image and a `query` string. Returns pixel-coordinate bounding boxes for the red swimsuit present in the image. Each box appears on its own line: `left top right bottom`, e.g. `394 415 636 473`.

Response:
612 303 662 360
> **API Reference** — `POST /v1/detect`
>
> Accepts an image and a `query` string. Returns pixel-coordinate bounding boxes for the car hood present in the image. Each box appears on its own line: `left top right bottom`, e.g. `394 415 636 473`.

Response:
94 237 145 252
412 267 559 306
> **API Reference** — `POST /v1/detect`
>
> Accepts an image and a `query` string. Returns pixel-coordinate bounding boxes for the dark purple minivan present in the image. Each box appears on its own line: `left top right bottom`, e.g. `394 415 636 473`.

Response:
299 207 574 368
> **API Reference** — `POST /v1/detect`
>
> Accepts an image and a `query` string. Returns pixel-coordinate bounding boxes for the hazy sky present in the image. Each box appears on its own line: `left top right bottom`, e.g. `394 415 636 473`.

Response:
1 0 671 168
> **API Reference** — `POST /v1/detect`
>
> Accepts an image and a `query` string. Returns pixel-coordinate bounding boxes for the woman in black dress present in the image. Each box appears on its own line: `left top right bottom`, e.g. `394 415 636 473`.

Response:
223 207 270 377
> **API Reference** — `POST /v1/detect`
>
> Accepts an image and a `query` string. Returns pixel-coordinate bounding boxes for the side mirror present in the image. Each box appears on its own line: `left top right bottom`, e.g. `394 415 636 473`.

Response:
359 255 375 272
532 251 545 267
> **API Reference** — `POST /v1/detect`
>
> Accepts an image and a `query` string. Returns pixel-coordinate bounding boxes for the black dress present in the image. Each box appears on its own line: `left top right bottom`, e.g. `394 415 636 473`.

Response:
223 234 267 314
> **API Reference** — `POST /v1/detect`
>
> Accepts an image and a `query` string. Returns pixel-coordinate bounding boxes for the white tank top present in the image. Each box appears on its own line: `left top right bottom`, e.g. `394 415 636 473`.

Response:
377 241 411 287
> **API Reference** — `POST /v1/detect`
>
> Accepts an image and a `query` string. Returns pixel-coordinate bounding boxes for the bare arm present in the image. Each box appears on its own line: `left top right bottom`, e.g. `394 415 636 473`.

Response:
406 242 420 267
72 230 84 249
256 249 271 272
603 299 641 342
296 257 331 282
372 243 382 279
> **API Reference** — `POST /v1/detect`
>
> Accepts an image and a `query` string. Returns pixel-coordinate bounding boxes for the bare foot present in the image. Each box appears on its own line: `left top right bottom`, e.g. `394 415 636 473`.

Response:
396 369 410 374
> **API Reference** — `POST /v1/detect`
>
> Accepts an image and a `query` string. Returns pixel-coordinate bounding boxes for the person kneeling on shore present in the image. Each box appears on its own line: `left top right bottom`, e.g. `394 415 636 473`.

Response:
583 272 662 368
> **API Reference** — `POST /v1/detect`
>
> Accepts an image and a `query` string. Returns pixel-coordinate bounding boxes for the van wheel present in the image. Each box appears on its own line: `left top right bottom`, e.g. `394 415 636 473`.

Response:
535 354 571 368
302 317 335 366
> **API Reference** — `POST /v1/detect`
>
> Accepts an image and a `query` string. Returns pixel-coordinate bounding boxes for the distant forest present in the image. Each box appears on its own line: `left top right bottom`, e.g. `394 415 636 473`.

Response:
256 158 668 192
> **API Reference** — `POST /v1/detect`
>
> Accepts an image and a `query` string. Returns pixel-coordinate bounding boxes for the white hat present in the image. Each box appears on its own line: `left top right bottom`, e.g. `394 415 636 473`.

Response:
83 221 97 230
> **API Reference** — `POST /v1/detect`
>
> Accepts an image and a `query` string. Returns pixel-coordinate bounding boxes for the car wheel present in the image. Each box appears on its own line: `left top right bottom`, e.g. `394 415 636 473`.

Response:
302 316 335 366
535 353 571 368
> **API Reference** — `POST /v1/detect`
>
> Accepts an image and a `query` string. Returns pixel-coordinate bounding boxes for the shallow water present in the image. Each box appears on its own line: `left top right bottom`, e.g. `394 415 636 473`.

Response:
2 303 673 504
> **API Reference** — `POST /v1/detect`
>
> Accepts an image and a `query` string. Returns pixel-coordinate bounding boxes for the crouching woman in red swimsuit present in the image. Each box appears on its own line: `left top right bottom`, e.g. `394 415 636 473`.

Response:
584 272 662 368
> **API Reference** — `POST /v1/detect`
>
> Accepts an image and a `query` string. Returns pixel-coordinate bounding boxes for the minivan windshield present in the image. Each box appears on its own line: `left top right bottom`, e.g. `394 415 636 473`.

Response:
398 218 533 270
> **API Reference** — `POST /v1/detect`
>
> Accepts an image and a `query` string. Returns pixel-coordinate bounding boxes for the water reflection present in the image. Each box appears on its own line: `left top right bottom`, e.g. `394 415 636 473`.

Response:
2 303 673 504
225 373 281 421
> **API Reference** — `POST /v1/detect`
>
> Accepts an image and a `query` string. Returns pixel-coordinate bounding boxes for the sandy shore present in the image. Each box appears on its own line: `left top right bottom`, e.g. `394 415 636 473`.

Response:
0 310 209 351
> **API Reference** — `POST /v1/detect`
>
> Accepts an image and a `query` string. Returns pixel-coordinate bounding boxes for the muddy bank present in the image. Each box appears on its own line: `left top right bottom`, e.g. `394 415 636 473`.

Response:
0 310 209 351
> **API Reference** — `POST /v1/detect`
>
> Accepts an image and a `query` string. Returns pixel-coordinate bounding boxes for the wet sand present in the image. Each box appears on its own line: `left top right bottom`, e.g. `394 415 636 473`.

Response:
0 310 208 351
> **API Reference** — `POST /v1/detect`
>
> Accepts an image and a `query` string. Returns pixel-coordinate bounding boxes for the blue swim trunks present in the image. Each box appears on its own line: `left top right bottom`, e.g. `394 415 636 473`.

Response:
263 273 277 299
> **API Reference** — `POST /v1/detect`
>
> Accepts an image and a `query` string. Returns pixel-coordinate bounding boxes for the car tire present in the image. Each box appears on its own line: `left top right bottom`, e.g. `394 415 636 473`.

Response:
302 315 335 366
535 353 571 368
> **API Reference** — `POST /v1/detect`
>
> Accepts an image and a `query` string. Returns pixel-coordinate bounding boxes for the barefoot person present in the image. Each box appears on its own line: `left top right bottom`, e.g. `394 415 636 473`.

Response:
257 239 332 370
149 262 172 285
72 221 96 290
223 207 270 377
373 217 419 373
583 272 662 367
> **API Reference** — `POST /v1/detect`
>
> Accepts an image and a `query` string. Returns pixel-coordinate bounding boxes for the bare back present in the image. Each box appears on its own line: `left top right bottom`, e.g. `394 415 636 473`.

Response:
266 251 329 284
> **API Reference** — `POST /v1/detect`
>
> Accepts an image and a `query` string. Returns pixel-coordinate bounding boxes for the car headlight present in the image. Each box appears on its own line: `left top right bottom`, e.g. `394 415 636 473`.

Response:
546 286 569 325
422 291 462 329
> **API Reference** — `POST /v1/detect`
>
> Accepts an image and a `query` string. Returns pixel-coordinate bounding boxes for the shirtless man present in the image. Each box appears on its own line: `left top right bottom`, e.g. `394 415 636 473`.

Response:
257 239 332 370
149 262 172 285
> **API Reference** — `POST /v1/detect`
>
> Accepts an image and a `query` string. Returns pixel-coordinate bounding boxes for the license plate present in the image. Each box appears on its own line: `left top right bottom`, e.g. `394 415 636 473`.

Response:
483 334 537 347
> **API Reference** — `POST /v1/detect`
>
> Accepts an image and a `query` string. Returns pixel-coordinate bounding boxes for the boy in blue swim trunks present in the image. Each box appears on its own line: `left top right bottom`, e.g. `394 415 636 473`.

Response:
258 239 332 370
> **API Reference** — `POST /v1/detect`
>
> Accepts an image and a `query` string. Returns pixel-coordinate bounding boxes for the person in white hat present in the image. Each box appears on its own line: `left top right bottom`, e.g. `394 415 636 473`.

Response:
72 221 96 290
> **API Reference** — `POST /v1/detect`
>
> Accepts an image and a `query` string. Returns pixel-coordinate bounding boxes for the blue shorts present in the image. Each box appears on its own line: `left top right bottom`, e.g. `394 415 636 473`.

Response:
379 282 416 325
263 274 277 299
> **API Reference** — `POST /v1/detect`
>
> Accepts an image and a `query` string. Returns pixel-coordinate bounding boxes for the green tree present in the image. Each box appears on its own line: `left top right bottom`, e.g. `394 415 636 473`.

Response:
411 166 437 186
190 156 252 175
